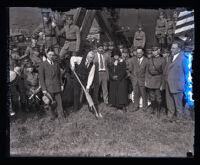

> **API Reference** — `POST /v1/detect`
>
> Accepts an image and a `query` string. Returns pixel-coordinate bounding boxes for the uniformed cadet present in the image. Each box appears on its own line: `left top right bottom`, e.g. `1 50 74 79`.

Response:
145 46 165 118
23 62 41 111
166 15 175 50
56 14 80 71
32 12 59 55
155 12 167 51
24 43 42 71
133 24 146 49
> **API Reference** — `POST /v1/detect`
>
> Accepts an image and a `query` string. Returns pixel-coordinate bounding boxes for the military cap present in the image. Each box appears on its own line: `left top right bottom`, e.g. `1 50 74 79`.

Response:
146 48 152 53
108 41 114 46
103 42 109 46
162 48 170 53
152 46 160 51
65 14 74 20
96 42 103 48
122 48 129 53
26 62 34 68
138 24 142 28
41 12 50 18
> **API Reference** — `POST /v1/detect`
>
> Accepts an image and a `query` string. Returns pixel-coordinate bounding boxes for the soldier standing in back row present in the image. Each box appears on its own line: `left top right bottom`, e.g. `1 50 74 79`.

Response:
133 24 146 49
166 14 175 50
56 14 80 72
155 12 167 51
145 46 165 118
32 11 59 55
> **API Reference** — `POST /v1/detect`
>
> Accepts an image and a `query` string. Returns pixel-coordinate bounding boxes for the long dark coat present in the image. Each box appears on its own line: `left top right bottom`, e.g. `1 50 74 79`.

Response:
108 59 128 107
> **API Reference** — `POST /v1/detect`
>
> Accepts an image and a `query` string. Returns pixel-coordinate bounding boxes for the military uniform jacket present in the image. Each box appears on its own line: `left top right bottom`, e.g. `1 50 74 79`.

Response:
56 24 80 52
129 56 148 87
133 31 146 48
38 61 61 93
32 23 58 46
166 20 175 35
155 18 167 36
163 52 187 93
145 56 165 89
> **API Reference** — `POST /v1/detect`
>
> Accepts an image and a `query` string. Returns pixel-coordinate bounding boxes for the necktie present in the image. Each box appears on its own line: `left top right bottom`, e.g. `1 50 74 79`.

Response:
138 58 140 65
99 54 104 69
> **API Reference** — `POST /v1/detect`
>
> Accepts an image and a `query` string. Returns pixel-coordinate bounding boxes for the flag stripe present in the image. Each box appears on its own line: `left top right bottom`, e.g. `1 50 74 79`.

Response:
176 16 194 26
176 21 194 30
177 12 194 21
175 24 194 34
178 10 194 18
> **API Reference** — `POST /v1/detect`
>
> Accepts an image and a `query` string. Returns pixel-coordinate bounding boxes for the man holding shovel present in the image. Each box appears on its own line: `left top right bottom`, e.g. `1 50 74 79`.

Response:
70 51 101 118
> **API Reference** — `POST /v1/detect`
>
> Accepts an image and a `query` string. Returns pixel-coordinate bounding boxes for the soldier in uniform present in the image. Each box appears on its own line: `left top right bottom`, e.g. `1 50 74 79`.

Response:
145 46 165 118
32 11 59 55
24 42 43 71
155 12 167 51
133 24 146 49
56 14 80 71
23 62 41 111
166 14 175 50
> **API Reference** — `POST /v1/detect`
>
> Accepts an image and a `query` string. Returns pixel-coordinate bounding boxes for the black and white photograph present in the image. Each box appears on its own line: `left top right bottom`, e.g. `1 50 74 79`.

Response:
8 7 195 157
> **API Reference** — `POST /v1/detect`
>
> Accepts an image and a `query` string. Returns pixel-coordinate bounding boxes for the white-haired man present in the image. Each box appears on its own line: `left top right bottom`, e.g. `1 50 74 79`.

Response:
70 51 100 116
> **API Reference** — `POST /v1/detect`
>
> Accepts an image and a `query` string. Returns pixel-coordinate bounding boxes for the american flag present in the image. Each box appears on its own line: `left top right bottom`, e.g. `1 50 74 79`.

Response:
174 8 194 49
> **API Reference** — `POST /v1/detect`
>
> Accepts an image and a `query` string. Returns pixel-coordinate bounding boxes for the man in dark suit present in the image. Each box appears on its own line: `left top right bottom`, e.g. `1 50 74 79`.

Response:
70 51 98 116
38 49 64 121
129 48 148 111
163 41 187 120
145 46 165 118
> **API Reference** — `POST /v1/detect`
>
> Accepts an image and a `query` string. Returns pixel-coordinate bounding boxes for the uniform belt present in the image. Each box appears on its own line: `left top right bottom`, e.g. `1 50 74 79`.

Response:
158 26 165 28
45 35 56 37
99 70 106 72
66 39 77 41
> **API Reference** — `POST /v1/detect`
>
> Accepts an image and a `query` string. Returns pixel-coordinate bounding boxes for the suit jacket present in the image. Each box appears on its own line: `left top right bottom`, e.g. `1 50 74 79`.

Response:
129 56 148 87
93 51 111 80
163 52 187 93
38 61 61 93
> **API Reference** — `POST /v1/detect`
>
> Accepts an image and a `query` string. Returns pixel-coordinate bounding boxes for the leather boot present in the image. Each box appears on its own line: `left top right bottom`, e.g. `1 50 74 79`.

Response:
157 102 161 119
150 101 155 114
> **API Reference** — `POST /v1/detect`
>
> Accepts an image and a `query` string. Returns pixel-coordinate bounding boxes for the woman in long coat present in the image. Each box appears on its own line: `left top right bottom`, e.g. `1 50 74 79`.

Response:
108 50 128 111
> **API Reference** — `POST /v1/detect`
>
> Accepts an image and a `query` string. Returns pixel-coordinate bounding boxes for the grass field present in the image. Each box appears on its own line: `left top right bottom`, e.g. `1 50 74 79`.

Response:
10 102 194 157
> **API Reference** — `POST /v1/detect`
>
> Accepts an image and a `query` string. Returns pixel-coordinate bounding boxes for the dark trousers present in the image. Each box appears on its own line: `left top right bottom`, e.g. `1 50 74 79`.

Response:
134 82 147 108
49 92 64 119
165 82 184 117
148 88 162 103
73 81 82 111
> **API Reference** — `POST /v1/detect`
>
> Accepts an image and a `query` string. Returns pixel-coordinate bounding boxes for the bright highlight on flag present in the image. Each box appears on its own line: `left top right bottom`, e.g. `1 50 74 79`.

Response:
184 52 194 106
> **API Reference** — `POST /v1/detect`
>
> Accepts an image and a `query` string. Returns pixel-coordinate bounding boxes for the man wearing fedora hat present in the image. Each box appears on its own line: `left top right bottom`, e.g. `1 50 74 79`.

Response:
39 49 64 121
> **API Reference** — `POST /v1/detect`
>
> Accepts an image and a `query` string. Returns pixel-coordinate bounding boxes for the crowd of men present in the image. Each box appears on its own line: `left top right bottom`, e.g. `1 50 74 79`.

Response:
9 10 188 123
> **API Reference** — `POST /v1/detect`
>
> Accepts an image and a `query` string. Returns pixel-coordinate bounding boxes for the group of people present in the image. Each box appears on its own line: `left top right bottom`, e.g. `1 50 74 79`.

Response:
9 10 187 123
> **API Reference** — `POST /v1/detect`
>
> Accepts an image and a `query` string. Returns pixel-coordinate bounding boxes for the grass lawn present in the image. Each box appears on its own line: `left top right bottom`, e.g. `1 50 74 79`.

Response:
10 103 194 157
